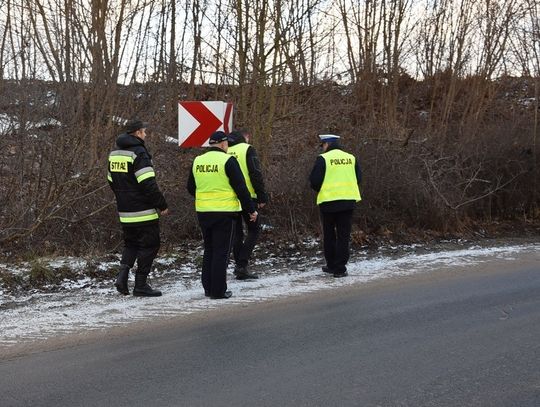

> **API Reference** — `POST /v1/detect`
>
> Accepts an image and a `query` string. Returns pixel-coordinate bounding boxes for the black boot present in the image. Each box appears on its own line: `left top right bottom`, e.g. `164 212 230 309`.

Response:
210 290 233 299
234 266 259 280
133 273 162 297
114 264 130 295
322 266 334 274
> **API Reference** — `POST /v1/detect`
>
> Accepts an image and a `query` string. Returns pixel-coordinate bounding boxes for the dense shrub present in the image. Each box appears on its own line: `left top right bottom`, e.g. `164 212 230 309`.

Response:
0 77 538 255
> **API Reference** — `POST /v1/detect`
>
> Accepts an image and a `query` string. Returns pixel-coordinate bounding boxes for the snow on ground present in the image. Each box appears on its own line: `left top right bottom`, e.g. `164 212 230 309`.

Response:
0 242 538 346
26 118 62 129
0 114 62 138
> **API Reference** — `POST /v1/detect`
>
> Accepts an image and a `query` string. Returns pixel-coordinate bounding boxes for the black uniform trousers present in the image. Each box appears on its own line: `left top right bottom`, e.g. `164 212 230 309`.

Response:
121 223 160 276
197 213 236 297
321 210 353 273
233 204 260 269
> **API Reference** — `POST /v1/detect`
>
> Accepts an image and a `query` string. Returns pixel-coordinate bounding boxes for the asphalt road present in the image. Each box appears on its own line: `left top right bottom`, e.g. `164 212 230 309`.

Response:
1 255 540 407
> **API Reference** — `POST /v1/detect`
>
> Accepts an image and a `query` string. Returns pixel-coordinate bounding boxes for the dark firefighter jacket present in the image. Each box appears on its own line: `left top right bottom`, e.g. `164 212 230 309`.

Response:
107 133 168 226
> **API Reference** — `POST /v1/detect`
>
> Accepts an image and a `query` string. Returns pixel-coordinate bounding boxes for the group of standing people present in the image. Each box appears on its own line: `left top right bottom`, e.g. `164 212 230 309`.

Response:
107 119 362 299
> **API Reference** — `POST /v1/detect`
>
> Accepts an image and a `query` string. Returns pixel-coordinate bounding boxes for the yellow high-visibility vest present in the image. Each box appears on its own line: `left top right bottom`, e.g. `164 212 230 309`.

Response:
193 151 241 212
227 143 256 198
316 149 361 205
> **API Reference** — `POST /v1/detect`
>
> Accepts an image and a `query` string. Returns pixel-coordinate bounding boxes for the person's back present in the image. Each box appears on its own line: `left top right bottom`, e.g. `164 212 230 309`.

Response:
192 149 242 213
309 134 361 278
316 148 360 207
187 131 258 299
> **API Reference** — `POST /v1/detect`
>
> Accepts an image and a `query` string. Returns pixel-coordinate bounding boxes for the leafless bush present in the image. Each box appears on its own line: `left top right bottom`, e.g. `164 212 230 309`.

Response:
0 1 539 254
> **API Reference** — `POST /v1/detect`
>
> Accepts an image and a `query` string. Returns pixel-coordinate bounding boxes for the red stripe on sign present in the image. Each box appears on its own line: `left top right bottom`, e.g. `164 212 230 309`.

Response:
180 102 223 147
224 102 233 133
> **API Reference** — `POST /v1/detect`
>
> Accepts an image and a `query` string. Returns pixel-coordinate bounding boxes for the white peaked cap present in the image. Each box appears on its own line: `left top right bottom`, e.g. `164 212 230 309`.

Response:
318 134 340 142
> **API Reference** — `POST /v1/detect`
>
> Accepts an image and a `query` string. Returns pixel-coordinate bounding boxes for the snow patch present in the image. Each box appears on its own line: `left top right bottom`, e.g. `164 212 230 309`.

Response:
0 114 18 135
27 118 62 129
0 243 538 346
111 116 128 125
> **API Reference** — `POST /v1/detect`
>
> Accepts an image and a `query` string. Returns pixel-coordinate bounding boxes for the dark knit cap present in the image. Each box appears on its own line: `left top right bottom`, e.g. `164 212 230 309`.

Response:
209 131 228 144
125 120 148 133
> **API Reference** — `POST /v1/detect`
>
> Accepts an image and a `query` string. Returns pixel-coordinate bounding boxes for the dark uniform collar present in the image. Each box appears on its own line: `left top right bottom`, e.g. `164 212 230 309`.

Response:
325 143 342 153
116 132 146 149
228 136 247 147
206 146 226 153
132 134 145 145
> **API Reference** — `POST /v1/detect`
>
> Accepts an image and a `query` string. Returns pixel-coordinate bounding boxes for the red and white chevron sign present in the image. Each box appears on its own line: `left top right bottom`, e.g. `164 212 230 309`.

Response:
178 101 233 147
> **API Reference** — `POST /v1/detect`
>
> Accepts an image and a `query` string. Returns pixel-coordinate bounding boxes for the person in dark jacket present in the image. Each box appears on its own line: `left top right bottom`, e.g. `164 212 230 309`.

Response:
227 129 268 280
108 119 168 296
187 131 257 299
309 134 362 278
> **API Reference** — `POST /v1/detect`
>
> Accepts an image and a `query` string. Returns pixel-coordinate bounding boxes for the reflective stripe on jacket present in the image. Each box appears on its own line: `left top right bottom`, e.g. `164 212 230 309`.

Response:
227 143 256 198
316 149 361 205
107 133 167 225
193 151 241 212
119 209 159 223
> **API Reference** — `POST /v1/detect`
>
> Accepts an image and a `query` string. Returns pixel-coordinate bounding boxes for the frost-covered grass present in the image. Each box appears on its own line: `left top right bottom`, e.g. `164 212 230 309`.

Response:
0 256 117 294
0 238 538 346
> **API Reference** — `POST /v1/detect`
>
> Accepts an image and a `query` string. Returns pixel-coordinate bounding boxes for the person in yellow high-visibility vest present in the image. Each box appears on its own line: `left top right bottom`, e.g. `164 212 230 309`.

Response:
187 131 258 299
227 129 268 280
309 134 362 277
